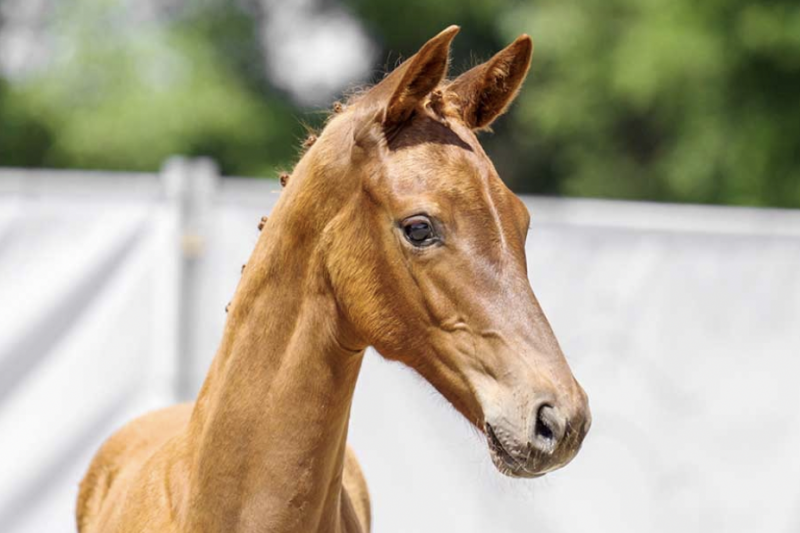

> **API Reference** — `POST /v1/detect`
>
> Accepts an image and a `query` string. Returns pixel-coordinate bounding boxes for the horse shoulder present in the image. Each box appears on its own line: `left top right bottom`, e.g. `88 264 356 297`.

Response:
76 403 194 533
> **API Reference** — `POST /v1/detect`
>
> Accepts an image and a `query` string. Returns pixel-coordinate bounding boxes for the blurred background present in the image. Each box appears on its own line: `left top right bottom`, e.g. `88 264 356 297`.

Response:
1 1 800 532
3 0 800 206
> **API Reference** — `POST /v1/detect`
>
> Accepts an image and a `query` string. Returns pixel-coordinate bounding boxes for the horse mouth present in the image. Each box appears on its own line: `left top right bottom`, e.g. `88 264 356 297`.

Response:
485 423 544 479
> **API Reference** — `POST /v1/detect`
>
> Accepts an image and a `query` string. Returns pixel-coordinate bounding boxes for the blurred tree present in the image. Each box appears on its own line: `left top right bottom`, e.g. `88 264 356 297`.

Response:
0 79 55 167
347 0 800 207
502 0 800 207
1 0 799 207
0 0 304 177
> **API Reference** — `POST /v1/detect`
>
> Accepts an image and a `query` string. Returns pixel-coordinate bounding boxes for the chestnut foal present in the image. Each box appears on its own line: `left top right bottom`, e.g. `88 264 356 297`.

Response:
77 26 590 533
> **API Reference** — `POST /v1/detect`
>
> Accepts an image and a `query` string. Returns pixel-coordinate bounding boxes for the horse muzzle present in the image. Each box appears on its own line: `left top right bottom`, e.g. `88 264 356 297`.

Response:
484 393 591 478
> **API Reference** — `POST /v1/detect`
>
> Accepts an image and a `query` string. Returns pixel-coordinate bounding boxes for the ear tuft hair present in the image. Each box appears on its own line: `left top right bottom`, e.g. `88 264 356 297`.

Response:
424 88 452 126
382 26 459 133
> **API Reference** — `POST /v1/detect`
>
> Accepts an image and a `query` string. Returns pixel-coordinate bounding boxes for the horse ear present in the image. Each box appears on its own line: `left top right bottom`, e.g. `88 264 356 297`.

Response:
449 35 533 130
381 25 459 133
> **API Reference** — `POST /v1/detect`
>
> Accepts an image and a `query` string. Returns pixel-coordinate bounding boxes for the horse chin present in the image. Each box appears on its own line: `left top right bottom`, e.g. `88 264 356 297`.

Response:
485 423 546 479
489 453 545 479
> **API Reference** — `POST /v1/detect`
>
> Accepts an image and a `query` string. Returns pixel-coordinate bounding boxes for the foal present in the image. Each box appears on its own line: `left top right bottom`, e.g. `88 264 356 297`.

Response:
77 26 590 533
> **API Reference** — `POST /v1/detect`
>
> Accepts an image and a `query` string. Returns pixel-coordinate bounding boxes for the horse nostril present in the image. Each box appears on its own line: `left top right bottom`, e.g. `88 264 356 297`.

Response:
532 404 564 453
535 415 554 441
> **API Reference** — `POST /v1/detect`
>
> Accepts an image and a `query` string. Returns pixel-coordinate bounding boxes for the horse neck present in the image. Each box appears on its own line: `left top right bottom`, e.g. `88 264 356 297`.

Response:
182 157 365 532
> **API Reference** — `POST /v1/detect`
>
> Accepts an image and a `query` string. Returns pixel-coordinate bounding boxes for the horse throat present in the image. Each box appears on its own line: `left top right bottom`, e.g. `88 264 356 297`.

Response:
182 188 365 532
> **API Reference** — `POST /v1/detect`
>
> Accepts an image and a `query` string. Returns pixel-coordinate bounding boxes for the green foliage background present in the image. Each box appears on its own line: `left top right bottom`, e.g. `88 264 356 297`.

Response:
1 0 799 207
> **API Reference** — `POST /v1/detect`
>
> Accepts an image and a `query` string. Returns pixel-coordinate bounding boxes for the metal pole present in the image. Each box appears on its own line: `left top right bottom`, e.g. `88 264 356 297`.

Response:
161 156 219 401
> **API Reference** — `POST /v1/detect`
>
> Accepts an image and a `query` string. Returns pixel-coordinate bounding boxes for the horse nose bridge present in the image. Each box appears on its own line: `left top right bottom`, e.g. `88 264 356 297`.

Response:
506 293 563 354
466 268 549 341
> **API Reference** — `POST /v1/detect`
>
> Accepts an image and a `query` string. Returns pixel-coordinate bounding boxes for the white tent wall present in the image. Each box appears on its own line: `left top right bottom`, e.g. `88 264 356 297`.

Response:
1 161 799 533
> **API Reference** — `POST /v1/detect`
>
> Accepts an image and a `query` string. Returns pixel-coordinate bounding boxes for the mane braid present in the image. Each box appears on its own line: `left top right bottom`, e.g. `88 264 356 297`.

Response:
303 134 318 149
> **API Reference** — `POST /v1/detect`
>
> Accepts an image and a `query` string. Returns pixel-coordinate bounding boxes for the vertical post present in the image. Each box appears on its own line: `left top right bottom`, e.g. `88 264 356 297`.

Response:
161 156 219 401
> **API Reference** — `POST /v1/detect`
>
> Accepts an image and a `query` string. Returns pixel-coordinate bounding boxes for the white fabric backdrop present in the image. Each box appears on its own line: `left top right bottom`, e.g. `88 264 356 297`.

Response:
1 166 799 533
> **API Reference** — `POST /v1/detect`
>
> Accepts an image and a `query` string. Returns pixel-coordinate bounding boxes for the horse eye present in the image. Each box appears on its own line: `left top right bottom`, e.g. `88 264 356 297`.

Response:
402 216 436 246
